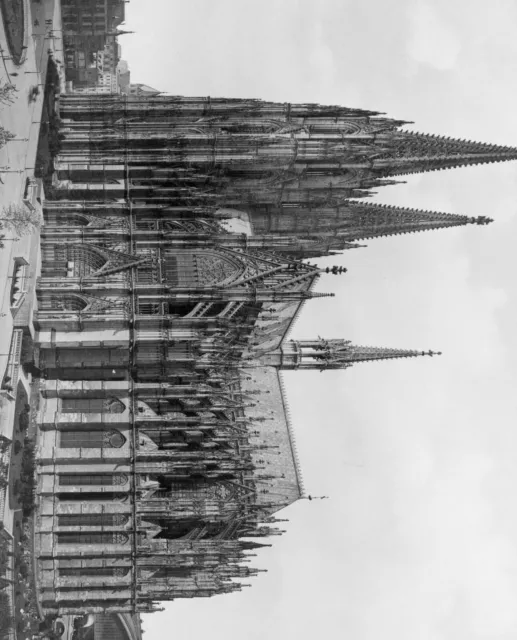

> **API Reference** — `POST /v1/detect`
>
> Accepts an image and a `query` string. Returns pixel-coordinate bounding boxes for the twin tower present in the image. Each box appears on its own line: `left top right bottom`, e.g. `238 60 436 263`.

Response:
52 94 517 374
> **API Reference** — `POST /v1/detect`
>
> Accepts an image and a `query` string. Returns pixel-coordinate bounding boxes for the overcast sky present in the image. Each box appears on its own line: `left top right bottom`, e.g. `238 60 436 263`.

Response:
122 2 517 639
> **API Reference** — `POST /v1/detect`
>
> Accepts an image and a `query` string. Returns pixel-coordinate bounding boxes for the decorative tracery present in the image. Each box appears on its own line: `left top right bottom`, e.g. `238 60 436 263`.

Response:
68 244 107 276
59 429 127 448
61 396 126 414
58 514 130 527
60 567 131 577
40 294 88 312
194 251 244 286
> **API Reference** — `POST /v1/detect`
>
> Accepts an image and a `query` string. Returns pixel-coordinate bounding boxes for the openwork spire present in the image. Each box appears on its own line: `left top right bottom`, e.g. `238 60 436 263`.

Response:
256 339 441 370
376 131 517 176
324 201 493 242
315 341 442 366
263 201 494 251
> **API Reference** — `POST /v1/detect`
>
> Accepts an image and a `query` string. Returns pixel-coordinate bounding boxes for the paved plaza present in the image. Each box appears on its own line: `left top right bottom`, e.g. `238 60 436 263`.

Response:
0 0 63 534
0 3 65 632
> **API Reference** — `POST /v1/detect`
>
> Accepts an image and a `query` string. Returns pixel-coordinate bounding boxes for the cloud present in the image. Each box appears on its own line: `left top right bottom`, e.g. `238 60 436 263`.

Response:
307 23 336 89
407 0 461 70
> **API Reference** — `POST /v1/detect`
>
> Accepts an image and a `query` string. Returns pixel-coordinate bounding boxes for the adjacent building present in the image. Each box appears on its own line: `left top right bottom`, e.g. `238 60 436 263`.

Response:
62 0 126 89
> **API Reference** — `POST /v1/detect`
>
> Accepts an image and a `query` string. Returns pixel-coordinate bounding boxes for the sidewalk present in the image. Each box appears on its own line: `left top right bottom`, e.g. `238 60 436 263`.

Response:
0 0 63 534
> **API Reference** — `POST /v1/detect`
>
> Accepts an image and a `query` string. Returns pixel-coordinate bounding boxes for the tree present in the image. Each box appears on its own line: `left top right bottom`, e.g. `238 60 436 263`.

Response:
0 203 42 237
0 81 18 106
0 126 14 150
0 436 11 453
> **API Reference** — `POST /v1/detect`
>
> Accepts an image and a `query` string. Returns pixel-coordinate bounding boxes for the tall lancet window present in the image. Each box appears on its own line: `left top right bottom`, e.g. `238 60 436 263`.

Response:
59 429 126 449
57 532 129 545
61 397 126 414
59 567 130 577
58 514 129 527
59 473 129 486
39 295 88 312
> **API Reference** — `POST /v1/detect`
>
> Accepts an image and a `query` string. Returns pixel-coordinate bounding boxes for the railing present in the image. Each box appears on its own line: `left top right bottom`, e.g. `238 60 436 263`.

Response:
0 445 11 524
10 262 29 312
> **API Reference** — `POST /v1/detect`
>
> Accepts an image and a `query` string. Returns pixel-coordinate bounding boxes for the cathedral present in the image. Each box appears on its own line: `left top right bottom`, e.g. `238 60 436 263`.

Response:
32 94 515 616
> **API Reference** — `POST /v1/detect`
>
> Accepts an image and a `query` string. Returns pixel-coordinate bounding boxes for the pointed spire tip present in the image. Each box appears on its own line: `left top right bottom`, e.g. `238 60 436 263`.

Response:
472 216 493 225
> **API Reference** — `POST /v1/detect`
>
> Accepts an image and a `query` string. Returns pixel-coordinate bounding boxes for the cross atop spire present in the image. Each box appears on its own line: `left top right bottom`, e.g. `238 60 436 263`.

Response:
375 131 517 176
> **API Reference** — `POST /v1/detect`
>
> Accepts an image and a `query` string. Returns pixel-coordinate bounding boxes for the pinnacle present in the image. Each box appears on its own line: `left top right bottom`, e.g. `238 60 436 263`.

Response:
471 216 493 225
309 292 335 298
346 345 442 363
324 266 347 275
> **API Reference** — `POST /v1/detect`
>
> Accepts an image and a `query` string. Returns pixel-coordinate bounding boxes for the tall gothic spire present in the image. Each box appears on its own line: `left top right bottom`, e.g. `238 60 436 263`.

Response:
337 202 493 240
254 200 493 251
253 338 441 371
374 131 517 176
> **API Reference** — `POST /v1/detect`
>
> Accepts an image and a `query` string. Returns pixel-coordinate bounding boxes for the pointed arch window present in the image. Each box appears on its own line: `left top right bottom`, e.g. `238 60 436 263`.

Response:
153 567 191 579
194 251 244 286
58 514 129 527
60 566 130 577
68 245 107 277
59 473 128 486
47 213 89 227
61 396 126 414
57 532 129 544
164 301 198 317
60 429 126 449
50 347 129 368
40 295 88 312
57 492 128 503
134 220 157 231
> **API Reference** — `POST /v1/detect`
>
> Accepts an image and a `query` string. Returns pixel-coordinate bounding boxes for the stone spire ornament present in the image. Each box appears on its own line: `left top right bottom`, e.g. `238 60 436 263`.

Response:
254 338 442 371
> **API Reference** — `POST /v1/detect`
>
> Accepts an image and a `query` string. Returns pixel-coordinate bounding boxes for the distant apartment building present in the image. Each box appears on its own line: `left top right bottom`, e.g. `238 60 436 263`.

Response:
61 0 126 88
96 41 121 75
99 72 119 93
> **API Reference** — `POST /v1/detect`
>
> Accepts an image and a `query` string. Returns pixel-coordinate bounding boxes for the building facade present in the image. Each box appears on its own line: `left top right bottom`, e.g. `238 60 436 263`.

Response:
61 0 125 88
32 94 515 616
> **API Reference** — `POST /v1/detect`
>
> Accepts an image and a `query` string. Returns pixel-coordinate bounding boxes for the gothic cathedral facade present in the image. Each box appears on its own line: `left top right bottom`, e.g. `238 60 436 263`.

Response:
32 94 513 615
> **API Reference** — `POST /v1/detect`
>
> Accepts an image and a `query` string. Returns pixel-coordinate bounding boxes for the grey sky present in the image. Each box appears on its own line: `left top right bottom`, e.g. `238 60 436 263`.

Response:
122 2 517 639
